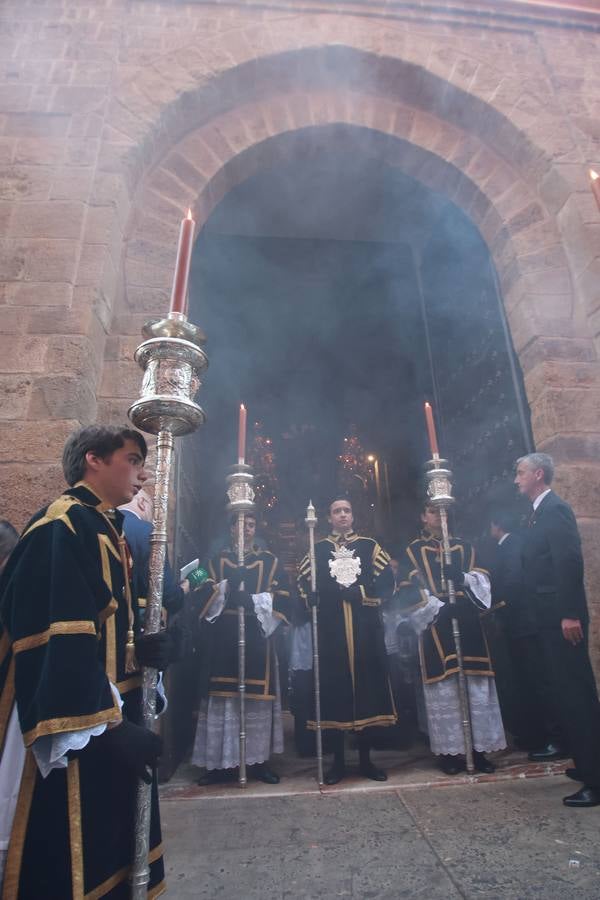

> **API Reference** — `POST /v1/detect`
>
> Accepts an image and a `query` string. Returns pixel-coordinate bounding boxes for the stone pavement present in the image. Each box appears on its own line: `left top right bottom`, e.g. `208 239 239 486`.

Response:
160 776 600 899
159 715 600 898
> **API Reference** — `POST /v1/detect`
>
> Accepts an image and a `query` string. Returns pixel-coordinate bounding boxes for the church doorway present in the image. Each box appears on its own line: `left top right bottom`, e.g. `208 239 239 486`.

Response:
177 125 531 565
162 124 532 777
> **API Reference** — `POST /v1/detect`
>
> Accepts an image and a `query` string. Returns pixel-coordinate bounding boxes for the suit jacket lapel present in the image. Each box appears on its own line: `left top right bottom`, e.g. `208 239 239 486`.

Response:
530 490 553 526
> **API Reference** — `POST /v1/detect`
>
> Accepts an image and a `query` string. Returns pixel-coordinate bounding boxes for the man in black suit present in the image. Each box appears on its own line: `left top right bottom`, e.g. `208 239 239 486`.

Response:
515 452 600 807
489 510 561 752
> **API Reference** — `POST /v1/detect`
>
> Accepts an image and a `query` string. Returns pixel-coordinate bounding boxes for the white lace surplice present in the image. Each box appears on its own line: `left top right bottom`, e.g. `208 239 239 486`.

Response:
192 669 283 770
192 586 284 770
403 572 505 756
423 675 506 755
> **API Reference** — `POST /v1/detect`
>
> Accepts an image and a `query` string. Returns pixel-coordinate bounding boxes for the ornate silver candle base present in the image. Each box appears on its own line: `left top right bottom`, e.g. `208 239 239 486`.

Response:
128 312 208 899
424 458 454 509
424 457 474 775
128 315 207 436
226 463 256 788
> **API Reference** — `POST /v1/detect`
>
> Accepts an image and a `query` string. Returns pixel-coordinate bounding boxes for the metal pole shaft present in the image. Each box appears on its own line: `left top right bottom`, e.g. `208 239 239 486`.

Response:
439 507 474 774
130 430 173 899
237 512 247 788
307 521 324 786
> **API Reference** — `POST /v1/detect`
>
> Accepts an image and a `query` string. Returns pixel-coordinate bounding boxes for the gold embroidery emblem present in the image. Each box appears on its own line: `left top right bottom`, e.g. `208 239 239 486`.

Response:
328 546 361 588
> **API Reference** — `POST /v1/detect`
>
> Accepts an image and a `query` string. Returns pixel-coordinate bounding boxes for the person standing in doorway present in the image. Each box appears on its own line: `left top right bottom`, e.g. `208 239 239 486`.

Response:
297 496 397 785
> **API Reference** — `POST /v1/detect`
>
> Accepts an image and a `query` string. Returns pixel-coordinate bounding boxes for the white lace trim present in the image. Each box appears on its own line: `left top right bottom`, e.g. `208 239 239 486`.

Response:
253 592 280 638
32 683 123 778
409 593 444 635
205 580 227 622
192 667 283 770
464 571 491 609
423 674 506 755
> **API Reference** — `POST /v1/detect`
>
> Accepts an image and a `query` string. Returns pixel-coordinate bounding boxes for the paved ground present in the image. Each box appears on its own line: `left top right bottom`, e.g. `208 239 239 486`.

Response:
159 716 600 899
160 776 600 898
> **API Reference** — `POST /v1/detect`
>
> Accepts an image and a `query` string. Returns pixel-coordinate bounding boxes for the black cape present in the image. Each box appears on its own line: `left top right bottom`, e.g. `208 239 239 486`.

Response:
0 483 164 900
396 530 494 684
298 532 397 732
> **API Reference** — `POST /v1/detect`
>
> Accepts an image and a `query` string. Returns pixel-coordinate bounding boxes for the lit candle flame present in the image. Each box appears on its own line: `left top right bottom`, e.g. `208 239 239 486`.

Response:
590 169 599 182
186 208 193 219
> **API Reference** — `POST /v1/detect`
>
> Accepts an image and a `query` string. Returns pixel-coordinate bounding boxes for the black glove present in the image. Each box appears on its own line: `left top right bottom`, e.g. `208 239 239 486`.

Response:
226 589 254 612
444 560 465 587
308 591 319 608
227 567 249 592
135 630 172 670
100 719 162 784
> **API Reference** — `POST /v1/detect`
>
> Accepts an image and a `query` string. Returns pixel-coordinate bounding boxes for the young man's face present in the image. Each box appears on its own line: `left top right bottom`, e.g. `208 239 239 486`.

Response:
230 516 257 545
244 517 256 543
421 506 441 535
514 461 544 500
328 500 353 534
86 439 147 508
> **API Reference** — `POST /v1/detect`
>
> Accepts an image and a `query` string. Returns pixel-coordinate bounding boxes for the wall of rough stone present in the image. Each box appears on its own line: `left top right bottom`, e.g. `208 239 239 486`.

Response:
1 0 600 657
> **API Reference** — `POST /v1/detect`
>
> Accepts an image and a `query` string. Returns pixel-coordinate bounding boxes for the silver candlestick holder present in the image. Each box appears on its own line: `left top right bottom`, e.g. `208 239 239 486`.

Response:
128 311 208 898
226 462 256 788
424 457 454 509
424 455 474 775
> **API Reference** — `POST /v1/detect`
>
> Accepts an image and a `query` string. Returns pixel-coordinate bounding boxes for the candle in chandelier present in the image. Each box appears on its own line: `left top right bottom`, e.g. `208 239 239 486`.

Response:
424 402 440 458
238 404 247 465
590 169 600 213
169 208 195 316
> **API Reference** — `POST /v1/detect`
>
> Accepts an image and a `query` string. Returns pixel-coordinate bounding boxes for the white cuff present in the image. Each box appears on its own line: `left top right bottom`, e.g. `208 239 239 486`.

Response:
32 684 123 779
464 571 492 609
407 591 444 634
253 592 280 638
205 580 227 622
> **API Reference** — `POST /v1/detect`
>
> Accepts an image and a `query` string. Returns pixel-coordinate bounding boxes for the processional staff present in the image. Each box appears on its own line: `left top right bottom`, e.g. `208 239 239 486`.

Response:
423 402 475 775
305 500 324 786
226 404 256 788
128 209 208 897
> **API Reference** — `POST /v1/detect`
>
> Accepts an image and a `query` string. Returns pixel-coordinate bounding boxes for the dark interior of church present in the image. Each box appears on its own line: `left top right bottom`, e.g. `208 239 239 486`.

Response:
183 127 532 567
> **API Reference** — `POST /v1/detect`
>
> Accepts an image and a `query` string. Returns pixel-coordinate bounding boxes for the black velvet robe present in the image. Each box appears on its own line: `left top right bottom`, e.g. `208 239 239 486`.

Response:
0 483 164 900
297 532 396 732
397 530 493 684
196 547 291 702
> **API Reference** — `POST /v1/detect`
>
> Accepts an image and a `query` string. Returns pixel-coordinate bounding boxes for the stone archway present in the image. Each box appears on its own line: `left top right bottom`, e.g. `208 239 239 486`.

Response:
97 39 600 658
103 46 595 453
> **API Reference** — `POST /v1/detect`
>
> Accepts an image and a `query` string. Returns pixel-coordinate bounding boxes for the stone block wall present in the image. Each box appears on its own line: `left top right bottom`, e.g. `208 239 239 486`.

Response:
1 0 600 660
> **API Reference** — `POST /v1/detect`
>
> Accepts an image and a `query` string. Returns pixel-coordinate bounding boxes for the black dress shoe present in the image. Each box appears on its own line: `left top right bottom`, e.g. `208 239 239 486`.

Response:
473 751 495 774
197 768 236 786
438 755 465 776
528 743 568 762
565 767 583 782
359 762 388 782
324 763 346 785
250 763 280 784
563 786 600 808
